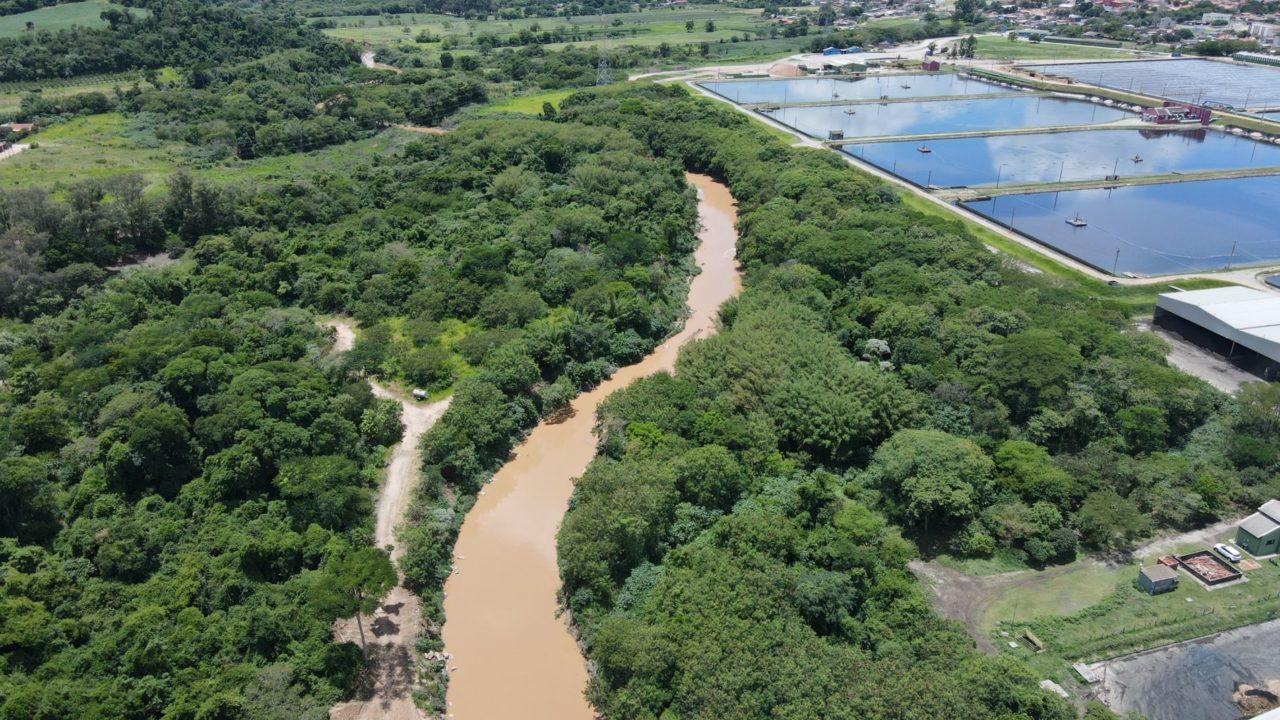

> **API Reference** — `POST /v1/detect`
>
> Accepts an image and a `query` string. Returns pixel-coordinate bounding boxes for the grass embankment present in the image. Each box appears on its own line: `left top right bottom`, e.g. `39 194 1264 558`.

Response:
970 67 1156 107
0 112 419 191
972 36 1135 61
0 0 143 38
896 192 1233 312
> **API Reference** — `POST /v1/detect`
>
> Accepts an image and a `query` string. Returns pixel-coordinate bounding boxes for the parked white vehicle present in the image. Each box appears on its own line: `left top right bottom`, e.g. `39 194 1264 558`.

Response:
1214 543 1243 563
411 388 428 401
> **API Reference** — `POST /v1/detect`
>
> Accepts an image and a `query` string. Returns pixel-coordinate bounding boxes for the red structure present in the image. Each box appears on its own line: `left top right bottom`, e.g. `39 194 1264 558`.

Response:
921 60 941 72
1177 550 1242 585
1142 102 1212 125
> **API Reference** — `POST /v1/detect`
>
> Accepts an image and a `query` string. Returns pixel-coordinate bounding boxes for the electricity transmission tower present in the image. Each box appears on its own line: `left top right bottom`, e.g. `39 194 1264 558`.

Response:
596 55 611 86
595 33 614 87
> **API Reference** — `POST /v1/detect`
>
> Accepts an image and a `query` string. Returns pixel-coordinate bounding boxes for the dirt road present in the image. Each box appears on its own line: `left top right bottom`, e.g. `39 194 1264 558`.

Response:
439 174 742 720
360 48 402 74
326 319 451 720
910 560 1095 653
1135 319 1258 394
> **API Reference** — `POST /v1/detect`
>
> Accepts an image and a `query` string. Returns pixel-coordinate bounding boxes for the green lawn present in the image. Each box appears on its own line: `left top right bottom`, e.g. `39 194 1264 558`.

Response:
0 1 141 38
1003 553 1280 686
0 113 418 191
973 35 1135 61
981 562 1123 632
476 88 578 115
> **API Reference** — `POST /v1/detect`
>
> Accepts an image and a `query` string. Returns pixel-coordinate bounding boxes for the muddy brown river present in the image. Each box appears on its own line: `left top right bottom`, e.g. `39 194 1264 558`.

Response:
439 173 741 719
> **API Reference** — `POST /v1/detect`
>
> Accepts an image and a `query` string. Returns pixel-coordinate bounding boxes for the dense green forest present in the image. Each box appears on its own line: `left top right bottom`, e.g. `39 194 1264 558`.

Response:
543 84 1278 718
3 1 1279 718
0 99 700 716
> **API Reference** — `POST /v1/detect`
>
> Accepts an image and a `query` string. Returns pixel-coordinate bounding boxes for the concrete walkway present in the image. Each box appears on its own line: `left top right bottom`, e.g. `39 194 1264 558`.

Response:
939 164 1280 201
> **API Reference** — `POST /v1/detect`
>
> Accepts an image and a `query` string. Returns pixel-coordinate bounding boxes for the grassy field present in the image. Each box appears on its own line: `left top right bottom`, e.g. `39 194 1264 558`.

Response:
998 546 1280 687
0 1 138 38
475 88 578 115
316 4 811 63
320 6 769 47
973 35 1135 61
981 561 1122 632
0 112 419 191
0 113 185 190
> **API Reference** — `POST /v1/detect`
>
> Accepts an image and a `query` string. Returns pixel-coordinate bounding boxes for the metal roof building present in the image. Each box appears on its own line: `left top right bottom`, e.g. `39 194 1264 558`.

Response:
1155 287 1280 380
1238 499 1280 557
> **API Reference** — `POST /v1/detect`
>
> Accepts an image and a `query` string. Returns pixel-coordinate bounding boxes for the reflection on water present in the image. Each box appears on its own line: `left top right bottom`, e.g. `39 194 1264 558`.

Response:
849 128 1280 187
1026 59 1280 109
963 175 1280 275
699 73 1015 105
765 96 1130 140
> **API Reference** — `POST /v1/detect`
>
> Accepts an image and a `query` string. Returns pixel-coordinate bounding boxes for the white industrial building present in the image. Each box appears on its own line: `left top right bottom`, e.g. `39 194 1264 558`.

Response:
1155 287 1280 380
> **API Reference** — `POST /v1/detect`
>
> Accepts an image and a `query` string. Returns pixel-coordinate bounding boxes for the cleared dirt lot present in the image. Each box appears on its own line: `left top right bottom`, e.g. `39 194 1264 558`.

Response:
1135 318 1258 394
1087 619 1280 720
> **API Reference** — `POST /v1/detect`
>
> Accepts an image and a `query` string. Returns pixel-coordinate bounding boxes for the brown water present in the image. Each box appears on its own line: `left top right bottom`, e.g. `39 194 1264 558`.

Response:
439 174 741 719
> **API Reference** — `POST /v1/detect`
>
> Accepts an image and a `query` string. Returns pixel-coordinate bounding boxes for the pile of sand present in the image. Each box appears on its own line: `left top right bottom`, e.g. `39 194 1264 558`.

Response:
1234 681 1280 716
769 61 805 78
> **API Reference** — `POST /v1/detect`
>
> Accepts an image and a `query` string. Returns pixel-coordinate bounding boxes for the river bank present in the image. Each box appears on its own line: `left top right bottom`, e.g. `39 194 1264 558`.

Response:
438 173 742 719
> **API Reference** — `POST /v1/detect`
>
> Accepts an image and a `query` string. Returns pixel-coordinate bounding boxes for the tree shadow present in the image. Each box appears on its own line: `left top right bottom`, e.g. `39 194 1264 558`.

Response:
351 641 416 709
371 615 400 637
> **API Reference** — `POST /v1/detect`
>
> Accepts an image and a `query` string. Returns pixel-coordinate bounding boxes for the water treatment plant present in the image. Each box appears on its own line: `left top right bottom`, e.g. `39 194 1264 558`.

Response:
697 60 1280 277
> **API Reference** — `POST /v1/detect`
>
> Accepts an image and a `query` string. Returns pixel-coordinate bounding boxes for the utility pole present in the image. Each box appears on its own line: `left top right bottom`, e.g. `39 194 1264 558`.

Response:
1227 240 1237 270
1113 248 1121 275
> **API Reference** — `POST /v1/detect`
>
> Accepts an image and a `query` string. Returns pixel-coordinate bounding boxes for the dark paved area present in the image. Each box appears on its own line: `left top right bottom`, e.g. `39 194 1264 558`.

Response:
1094 619 1280 720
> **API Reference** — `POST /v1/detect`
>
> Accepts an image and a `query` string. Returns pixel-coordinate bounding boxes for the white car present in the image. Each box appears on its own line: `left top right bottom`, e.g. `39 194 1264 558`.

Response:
1214 543 1243 563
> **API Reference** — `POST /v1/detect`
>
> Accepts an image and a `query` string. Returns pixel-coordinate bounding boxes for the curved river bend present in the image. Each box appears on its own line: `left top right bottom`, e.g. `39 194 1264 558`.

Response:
440 174 741 719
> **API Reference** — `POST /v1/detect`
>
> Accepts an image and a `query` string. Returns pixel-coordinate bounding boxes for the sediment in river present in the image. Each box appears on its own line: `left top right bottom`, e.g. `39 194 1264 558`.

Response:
439 173 742 719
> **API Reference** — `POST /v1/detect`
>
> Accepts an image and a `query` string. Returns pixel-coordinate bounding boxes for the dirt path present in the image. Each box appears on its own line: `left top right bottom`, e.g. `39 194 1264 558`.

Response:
361 48 402 74
909 560 1097 653
439 174 742 720
393 124 449 135
1126 515 1246 558
325 319 451 720
0 143 28 163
